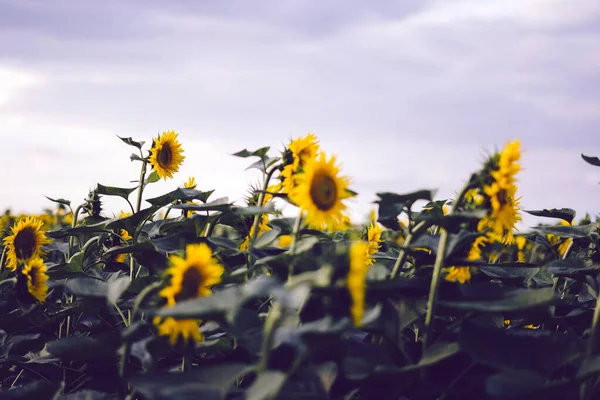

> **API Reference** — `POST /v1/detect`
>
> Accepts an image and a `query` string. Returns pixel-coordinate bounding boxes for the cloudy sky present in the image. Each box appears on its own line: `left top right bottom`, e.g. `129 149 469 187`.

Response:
1 0 599 231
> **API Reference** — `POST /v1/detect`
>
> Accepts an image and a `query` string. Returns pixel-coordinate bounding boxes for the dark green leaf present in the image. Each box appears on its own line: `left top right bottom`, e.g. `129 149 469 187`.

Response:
246 156 280 172
46 332 121 362
146 188 215 207
130 153 146 162
524 208 576 224
544 258 595 276
232 204 276 216
438 285 556 312
172 197 231 212
399 341 460 372
44 196 71 207
533 223 596 238
245 371 287 400
62 276 130 304
46 221 108 239
118 135 145 149
96 183 136 200
459 318 584 377
376 189 437 206
582 153 600 167
232 147 270 159
253 229 281 249
207 236 243 252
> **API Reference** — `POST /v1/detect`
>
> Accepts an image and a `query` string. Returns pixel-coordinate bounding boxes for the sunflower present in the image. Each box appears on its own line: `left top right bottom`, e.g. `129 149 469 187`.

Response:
280 133 320 194
515 236 530 262
547 219 573 257
365 210 383 266
3 216 51 271
154 243 224 345
240 214 271 251
148 130 185 180
159 243 225 303
289 152 352 231
278 234 293 248
184 176 197 189
20 257 49 303
348 241 370 326
478 183 522 244
445 235 490 284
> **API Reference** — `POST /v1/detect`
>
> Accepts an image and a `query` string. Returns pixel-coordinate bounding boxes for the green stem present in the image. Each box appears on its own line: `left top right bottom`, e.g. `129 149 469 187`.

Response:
248 166 278 250
287 213 304 281
390 220 428 279
257 302 283 371
67 204 84 260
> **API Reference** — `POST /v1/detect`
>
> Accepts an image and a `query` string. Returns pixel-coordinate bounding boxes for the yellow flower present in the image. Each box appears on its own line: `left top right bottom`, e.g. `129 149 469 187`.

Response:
365 210 383 266
523 324 539 329
148 130 185 180
347 241 369 326
464 188 484 206
184 176 197 189
3 216 51 271
445 267 471 284
159 243 225 304
547 219 573 257
515 236 529 262
280 134 320 194
278 234 293 248
289 152 352 231
154 316 204 346
154 243 224 345
21 257 49 303
478 140 523 244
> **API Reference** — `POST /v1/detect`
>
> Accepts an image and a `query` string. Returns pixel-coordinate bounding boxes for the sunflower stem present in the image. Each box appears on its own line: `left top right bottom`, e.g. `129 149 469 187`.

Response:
0 247 6 273
0 277 17 288
421 183 472 366
389 220 428 279
248 165 278 251
287 212 304 281
257 302 283 371
67 204 84 260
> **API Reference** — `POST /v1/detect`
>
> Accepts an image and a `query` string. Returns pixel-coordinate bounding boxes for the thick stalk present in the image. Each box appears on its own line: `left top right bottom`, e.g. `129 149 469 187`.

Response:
257 302 283 371
287 213 303 280
248 166 278 250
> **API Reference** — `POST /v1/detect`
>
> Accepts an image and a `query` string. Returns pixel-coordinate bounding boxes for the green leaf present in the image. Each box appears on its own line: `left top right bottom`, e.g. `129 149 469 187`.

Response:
460 318 584 377
146 170 160 184
399 341 461 372
533 223 596 238
232 146 270 159
46 332 121 362
44 195 71 207
173 197 231 212
130 153 146 163
232 204 276 216
46 221 108 239
146 188 215 207
543 258 595 276
253 229 281 249
246 156 280 173
96 183 137 200
245 371 287 400
582 153 600 167
118 135 145 149
62 276 130 304
376 189 437 206
438 285 556 312
524 208 576 224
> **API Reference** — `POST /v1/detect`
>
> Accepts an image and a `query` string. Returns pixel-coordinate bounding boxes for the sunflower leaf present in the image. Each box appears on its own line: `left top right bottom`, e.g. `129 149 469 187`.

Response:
118 135 145 149
145 170 160 184
96 183 137 200
245 156 280 173
438 284 556 312
533 223 596 238
524 208 576 224
581 153 600 167
1 380 64 400
46 332 121 362
172 197 231 212
44 195 71 207
146 188 215 207
232 204 276 216
232 147 271 160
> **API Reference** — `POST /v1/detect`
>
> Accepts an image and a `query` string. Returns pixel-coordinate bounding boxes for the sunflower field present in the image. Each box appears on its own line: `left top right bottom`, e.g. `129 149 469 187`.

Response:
1 132 600 400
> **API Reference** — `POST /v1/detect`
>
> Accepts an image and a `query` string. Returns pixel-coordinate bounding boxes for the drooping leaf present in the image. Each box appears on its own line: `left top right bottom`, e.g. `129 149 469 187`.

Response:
533 223 596 238
61 276 130 304
46 221 108 239
44 196 71 207
172 197 231 212
118 135 145 149
582 153 600 167
96 183 137 200
1 380 64 400
524 208 576 224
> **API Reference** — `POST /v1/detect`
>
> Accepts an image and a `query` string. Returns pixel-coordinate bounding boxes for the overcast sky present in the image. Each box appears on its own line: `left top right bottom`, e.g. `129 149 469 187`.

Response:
1 0 599 231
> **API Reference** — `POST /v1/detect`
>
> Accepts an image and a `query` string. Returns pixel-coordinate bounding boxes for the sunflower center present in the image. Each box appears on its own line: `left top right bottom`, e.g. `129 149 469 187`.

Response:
158 144 173 168
29 267 39 287
14 228 37 260
497 189 508 207
175 266 204 302
310 171 337 211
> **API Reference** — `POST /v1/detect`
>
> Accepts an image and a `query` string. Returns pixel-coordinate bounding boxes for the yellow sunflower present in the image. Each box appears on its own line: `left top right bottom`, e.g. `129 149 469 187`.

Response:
365 210 383 266
21 257 49 303
154 316 204 345
515 236 530 262
3 216 51 271
240 214 271 251
348 241 370 326
445 235 489 284
154 243 224 345
289 152 352 231
547 219 573 257
278 234 293 248
478 183 522 244
148 130 185 180
184 176 197 189
280 133 320 194
159 243 225 304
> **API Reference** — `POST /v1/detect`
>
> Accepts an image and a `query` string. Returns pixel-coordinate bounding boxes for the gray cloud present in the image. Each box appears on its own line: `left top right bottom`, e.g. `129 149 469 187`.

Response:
0 0 599 229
